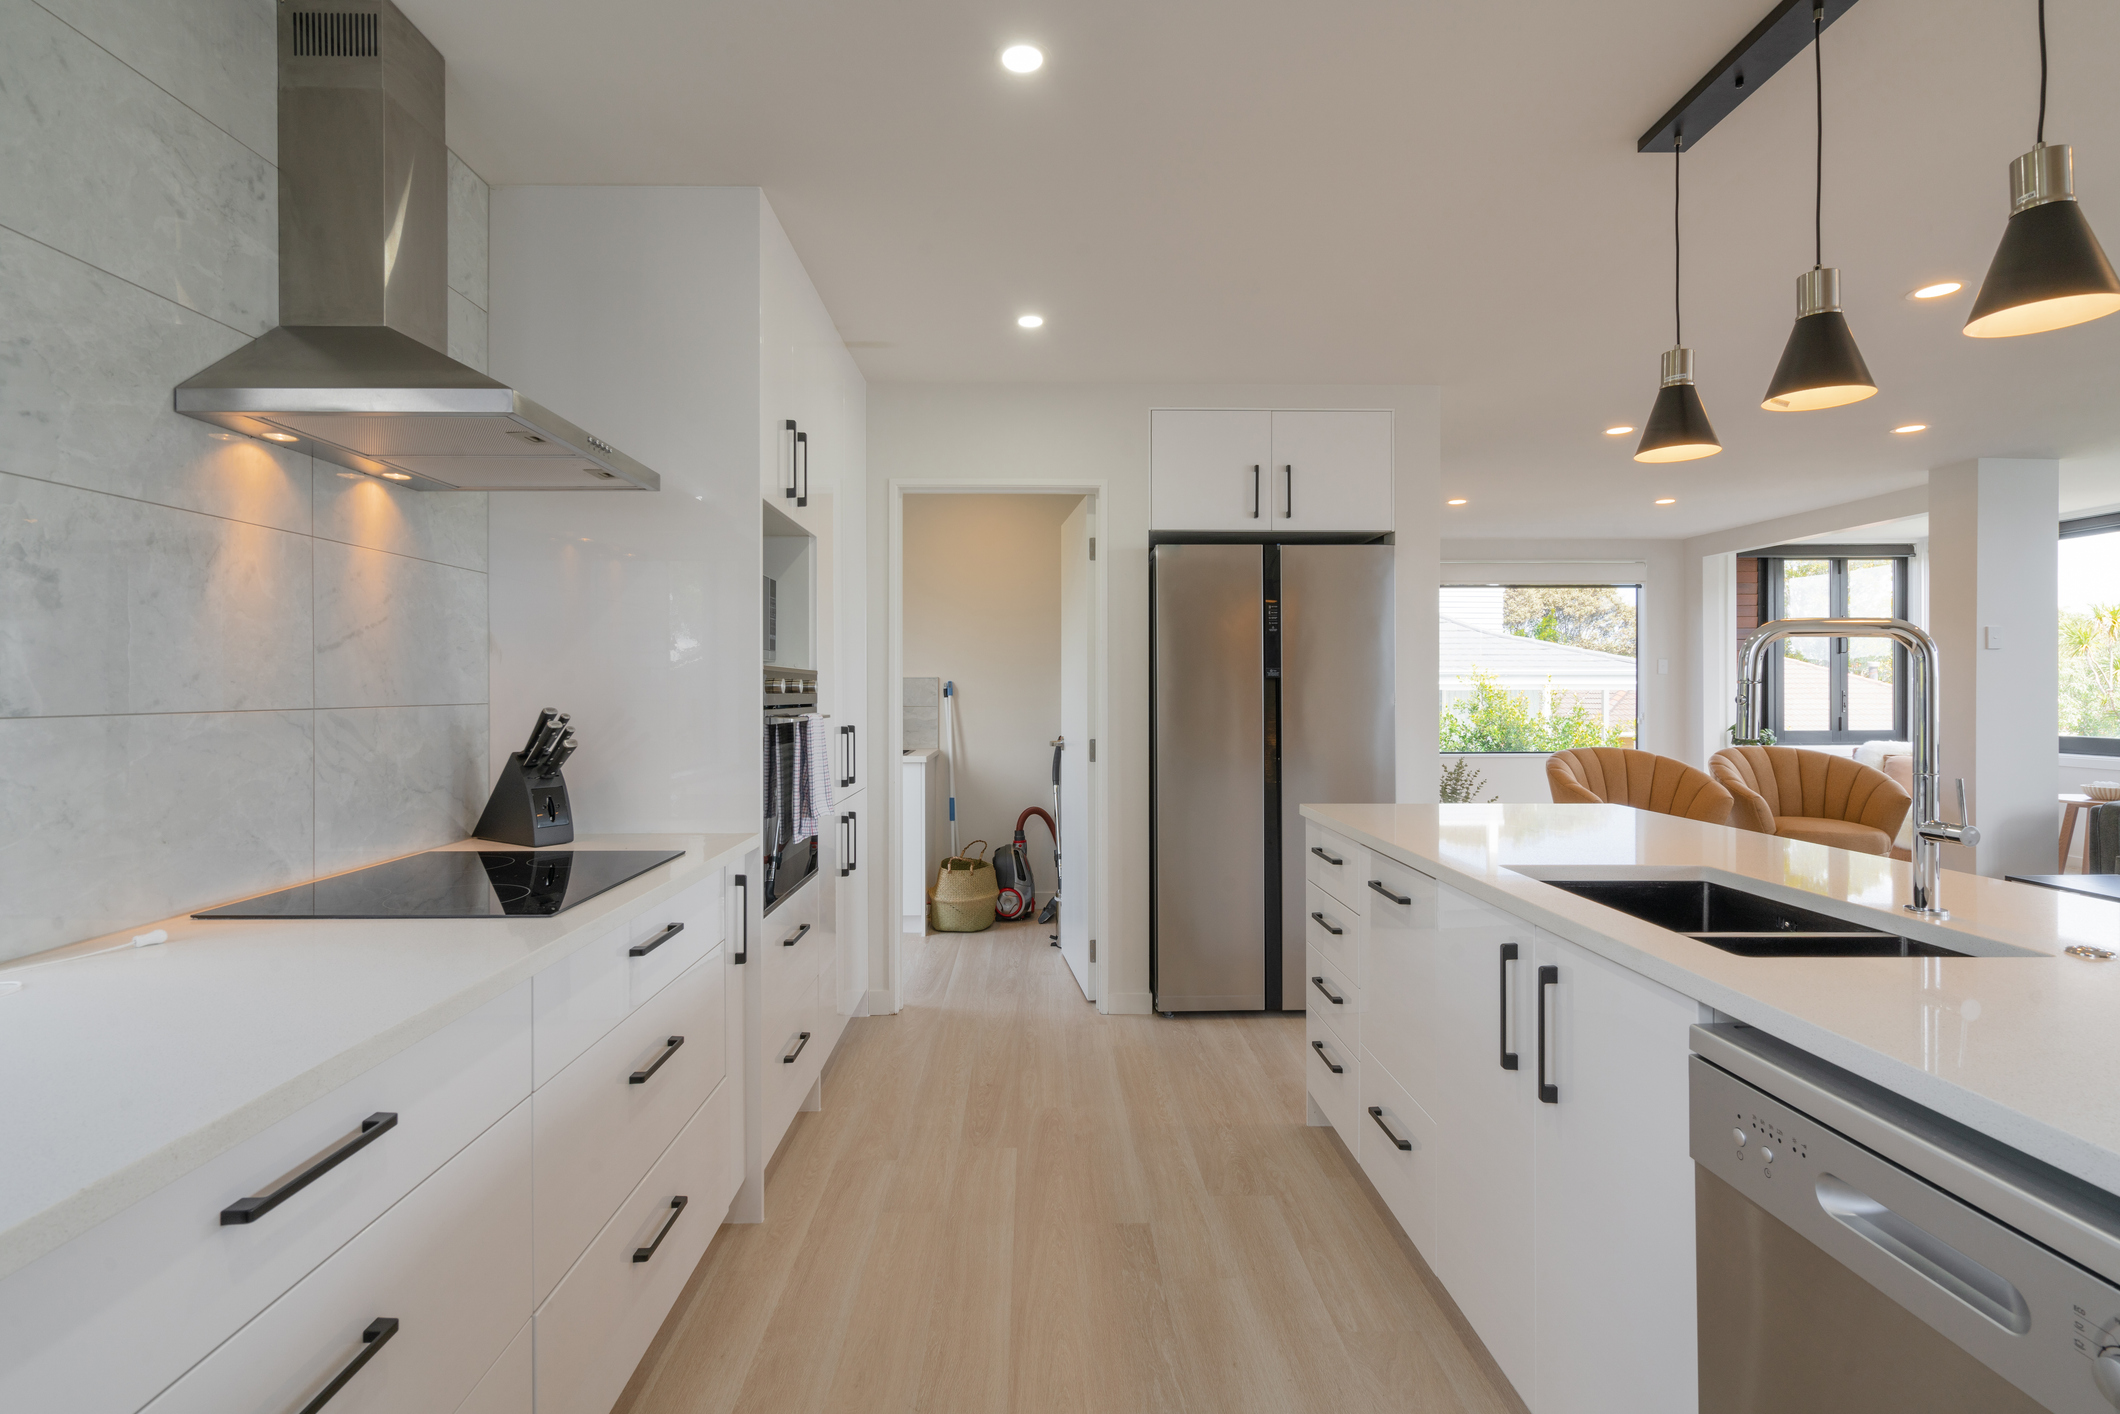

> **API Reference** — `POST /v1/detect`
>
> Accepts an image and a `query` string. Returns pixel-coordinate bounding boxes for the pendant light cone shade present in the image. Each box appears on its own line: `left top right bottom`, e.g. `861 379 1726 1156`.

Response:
1965 146 2120 337
1763 268 1877 410
1635 348 1721 463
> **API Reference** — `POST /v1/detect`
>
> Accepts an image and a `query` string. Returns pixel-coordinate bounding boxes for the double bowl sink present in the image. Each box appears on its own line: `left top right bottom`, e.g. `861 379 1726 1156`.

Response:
1536 879 1965 957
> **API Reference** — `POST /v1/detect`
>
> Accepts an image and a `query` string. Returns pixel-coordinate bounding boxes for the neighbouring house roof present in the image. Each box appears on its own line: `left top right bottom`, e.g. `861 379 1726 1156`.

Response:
1439 616 1638 689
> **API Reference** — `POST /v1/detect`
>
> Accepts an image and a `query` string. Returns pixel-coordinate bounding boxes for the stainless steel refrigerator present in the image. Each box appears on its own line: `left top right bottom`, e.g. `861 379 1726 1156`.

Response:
1151 542 1395 1012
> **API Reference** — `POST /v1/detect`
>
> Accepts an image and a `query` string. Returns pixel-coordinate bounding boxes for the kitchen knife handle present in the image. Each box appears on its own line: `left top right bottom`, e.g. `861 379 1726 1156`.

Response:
521 708 558 759
1498 942 1520 1071
1368 1106 1413 1151
1537 964 1559 1103
633 1196 688 1262
784 420 798 498
220 1112 397 1225
733 874 748 964
295 1317 399 1414
629 1035 684 1084
630 921 683 957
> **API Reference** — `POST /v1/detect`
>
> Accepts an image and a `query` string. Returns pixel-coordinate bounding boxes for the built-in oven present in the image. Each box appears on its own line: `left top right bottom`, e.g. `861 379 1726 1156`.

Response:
1691 1023 2120 1414
763 667 820 914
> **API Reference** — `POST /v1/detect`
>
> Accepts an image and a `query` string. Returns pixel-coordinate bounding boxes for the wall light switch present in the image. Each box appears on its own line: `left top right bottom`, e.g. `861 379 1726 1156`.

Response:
1983 627 2002 650
1657 658 1670 675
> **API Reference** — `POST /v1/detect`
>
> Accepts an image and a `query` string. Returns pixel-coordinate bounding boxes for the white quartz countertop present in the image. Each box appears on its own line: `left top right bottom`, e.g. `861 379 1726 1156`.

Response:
1302 803 2120 1197
0 832 756 1282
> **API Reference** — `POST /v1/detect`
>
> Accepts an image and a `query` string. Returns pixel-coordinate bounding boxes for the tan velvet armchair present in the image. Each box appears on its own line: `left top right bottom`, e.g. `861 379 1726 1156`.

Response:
1545 749 1734 824
1709 746 1911 857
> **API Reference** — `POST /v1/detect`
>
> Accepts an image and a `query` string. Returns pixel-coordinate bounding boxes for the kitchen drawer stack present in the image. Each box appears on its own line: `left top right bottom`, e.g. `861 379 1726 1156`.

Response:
754 869 846 1171
0 866 744 1414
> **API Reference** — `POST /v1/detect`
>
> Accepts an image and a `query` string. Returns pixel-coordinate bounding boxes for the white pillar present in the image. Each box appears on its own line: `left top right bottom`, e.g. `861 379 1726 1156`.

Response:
1927 459 2058 878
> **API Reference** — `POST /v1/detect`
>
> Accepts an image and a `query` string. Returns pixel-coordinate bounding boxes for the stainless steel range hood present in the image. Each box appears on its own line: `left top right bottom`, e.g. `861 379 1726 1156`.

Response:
174 3 658 493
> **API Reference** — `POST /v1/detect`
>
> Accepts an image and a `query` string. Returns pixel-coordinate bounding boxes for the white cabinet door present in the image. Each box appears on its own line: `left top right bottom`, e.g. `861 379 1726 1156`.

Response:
1530 929 1701 1414
1269 410 1392 533
1150 410 1272 531
1426 885 1538 1399
836 804 868 1016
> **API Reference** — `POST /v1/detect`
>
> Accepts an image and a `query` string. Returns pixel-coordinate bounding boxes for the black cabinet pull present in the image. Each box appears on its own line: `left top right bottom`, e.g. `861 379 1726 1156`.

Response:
733 874 748 964
629 1035 685 1084
783 420 798 499
1310 975 1344 1006
783 1030 811 1064
839 813 851 878
1537 964 1559 1103
1367 879 1411 906
781 922 810 948
1309 1039 1343 1074
1367 1106 1413 1152
1309 910 1343 937
1284 464 1294 519
295 1316 399 1414
632 1196 688 1262
848 725 856 786
630 921 684 958
795 430 809 507
1251 464 1261 519
220 1112 398 1225
1309 845 1343 866
1499 942 1520 1072
847 810 857 873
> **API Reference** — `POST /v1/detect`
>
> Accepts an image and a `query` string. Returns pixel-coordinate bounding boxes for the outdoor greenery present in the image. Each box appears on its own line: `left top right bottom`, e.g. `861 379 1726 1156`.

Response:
2061 604 2120 738
1438 757 1497 804
1501 586 1637 658
1440 669 1629 753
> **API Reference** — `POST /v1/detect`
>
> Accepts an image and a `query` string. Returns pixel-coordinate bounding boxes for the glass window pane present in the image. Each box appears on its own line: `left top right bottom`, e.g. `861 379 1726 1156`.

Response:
1847 558 1896 618
1847 637 1897 731
1780 639 1830 731
1782 559 1830 617
2059 530 2120 742
1439 584 1638 752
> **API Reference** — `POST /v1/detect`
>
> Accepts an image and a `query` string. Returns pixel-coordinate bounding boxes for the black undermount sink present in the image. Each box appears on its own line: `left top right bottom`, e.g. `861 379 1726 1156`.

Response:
1539 879 1967 958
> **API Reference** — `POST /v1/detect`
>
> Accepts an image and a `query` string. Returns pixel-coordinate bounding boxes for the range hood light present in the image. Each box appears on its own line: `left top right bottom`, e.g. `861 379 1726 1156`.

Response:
260 431 299 442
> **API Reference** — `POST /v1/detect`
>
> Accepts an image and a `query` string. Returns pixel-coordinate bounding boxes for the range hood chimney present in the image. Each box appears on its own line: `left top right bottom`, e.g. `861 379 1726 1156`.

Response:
173 1 658 492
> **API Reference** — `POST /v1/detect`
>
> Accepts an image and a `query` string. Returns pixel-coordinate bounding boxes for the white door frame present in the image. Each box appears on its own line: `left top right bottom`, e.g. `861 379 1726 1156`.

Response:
880 478 1112 1013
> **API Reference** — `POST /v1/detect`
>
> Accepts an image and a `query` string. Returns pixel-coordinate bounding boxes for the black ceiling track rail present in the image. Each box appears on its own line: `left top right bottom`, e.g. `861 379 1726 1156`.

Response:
1638 0 1862 152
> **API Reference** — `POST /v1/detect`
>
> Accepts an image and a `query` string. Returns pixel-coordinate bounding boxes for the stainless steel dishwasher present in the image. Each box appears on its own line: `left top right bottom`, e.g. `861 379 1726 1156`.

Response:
1691 1024 2120 1413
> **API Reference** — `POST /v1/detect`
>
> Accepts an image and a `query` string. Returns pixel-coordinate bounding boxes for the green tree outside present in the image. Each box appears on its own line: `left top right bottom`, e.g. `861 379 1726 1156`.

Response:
1440 669 1630 753
2061 604 2120 738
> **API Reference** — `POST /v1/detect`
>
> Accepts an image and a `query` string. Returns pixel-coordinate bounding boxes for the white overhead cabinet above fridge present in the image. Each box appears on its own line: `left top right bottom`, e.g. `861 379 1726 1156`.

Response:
1150 409 1393 533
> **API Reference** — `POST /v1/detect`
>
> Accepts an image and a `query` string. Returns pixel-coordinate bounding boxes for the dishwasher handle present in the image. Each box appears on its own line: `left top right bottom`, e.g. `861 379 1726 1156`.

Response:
1815 1174 2032 1334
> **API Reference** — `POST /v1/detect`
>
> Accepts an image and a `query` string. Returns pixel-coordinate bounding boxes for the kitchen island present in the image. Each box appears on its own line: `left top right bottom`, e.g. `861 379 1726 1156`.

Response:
1298 801 2120 1414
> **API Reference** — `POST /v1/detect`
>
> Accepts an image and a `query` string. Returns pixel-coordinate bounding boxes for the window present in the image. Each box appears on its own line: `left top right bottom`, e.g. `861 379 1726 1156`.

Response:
1439 584 1640 753
2061 511 2120 757
1751 546 1910 744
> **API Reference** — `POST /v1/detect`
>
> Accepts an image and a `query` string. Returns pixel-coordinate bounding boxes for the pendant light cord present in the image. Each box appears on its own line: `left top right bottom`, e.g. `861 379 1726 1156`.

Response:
1674 134 1683 346
2037 0 2047 144
1814 6 1824 269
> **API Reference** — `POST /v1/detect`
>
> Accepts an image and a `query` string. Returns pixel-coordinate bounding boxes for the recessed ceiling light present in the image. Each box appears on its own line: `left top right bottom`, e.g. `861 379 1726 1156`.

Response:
1016 313 1044 329
259 431 298 442
378 471 412 480
1908 281 1962 300
1446 498 1468 506
1892 423 1928 434
1604 425 1635 436
1001 44 1043 73
1654 497 1677 505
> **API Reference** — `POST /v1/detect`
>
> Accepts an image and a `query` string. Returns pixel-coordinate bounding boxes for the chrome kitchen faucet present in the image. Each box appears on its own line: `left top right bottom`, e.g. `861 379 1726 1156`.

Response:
1735 618 1979 918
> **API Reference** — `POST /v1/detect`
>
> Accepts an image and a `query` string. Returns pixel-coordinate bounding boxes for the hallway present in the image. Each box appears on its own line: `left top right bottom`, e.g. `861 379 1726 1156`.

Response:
613 921 1520 1414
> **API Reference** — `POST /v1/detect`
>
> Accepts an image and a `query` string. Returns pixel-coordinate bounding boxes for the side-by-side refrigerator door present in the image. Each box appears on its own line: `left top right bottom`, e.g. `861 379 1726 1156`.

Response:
1152 543 1266 1012
1279 544 1396 1009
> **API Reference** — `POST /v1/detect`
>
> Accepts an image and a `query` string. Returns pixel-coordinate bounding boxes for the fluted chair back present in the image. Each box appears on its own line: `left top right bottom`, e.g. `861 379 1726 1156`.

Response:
1545 748 1734 825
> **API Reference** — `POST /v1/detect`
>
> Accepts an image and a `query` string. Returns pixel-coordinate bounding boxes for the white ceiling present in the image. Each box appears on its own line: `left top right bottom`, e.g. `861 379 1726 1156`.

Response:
413 0 2120 539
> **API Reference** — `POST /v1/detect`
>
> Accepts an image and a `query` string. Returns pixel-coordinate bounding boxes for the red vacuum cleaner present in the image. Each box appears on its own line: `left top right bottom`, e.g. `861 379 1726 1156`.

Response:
994 804 1056 922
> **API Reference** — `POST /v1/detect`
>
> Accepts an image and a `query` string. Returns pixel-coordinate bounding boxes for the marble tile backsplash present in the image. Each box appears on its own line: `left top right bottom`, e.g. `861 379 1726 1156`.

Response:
0 0 497 962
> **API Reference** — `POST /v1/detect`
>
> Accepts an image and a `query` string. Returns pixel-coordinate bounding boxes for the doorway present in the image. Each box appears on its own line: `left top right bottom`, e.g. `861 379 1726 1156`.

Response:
887 484 1106 1008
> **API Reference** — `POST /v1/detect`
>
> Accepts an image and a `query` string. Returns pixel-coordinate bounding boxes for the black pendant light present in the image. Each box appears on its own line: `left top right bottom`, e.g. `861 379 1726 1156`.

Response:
1965 0 2120 338
1637 134 1721 463
1762 5 1877 411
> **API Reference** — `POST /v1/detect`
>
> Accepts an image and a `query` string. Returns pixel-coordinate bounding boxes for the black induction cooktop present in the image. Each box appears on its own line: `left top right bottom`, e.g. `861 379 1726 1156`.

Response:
193 849 685 920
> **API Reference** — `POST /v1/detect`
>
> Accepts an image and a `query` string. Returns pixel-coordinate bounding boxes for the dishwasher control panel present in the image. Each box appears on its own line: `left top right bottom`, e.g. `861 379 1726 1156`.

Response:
1692 1053 2120 1413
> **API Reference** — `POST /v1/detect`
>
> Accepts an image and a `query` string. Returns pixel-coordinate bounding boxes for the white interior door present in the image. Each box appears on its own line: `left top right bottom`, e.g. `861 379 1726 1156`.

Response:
1058 498 1094 998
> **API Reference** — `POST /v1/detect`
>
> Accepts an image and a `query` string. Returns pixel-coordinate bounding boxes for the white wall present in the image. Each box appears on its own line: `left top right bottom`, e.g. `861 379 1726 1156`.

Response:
869 383 1439 1014
902 494 1079 893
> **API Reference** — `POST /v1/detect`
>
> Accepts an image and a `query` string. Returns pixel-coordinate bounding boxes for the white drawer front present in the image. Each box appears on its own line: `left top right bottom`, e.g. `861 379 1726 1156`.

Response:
141 1099 532 1414
628 872 725 1010
1362 854 1441 1108
0 985 530 1414
1304 1012 1359 1152
1302 880 1363 988
533 924 632 1089
453 1320 530 1414
534 952 726 1304
535 1078 736 1414
764 964 824 1154
1358 1049 1439 1256
1304 943 1356 1051
1303 824 1368 915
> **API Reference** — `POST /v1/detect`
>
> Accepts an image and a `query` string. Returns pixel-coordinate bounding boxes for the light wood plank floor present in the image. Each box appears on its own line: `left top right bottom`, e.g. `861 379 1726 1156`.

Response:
614 920 1521 1414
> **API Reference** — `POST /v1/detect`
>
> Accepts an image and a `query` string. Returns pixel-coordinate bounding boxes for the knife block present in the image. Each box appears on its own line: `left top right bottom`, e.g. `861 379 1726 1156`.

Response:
473 754 574 848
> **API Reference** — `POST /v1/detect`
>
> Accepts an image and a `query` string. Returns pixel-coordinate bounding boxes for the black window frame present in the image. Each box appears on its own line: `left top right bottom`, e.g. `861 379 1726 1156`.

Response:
1755 545 1911 746
2060 512 2120 758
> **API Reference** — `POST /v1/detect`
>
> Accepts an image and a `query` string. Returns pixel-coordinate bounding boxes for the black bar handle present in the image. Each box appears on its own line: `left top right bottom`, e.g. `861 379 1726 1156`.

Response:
1367 1106 1413 1151
1251 464 1261 519
847 810 857 872
1367 879 1411 906
295 1317 399 1414
1537 964 1559 1103
221 1112 398 1225
1309 911 1343 937
1309 844 1343 866
1309 1039 1343 1074
849 724 857 786
839 813 851 878
783 420 798 498
781 922 810 948
1499 943 1521 1071
629 1035 685 1085
632 1196 688 1262
796 431 809 507
783 1030 811 1064
630 921 684 958
1284 464 1294 519
1310 975 1344 1006
733 873 748 964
